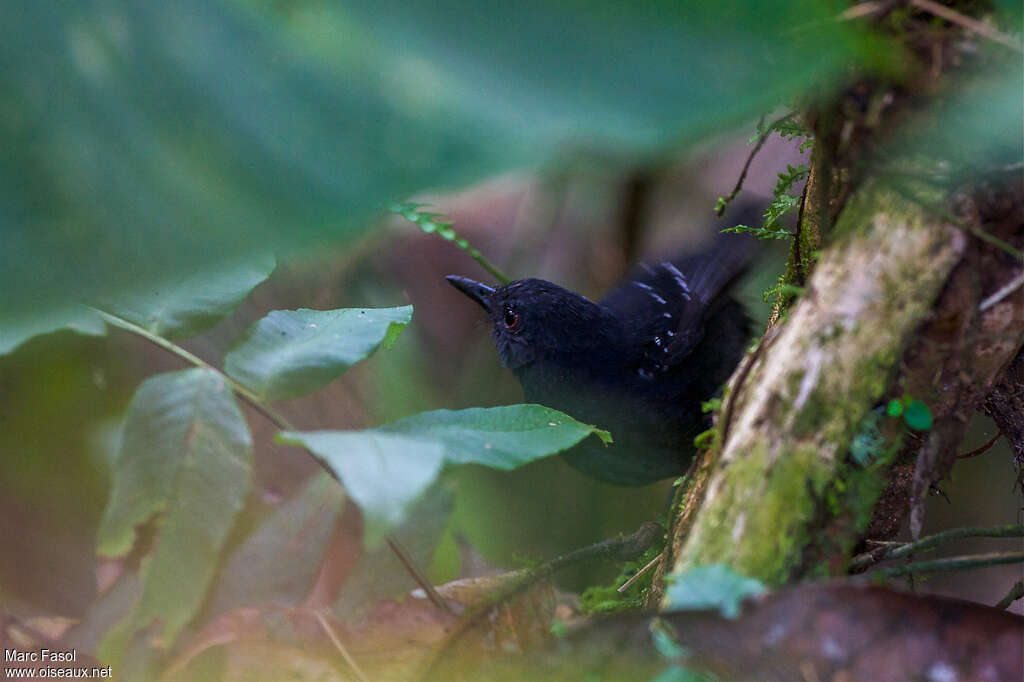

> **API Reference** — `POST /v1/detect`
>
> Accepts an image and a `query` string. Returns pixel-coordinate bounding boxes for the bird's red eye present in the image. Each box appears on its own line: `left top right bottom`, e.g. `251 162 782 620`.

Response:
504 308 519 329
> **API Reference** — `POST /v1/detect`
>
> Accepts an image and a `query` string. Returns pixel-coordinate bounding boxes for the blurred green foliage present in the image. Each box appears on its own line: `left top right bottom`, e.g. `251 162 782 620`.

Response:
1 0 1022 672
2 0 863 328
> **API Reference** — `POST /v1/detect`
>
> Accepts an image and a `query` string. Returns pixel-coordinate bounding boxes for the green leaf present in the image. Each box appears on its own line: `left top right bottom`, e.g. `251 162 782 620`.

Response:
886 399 904 418
100 255 276 340
277 431 444 544
0 305 106 356
97 368 253 646
773 164 809 196
3 1 867 328
903 400 933 431
205 473 345 616
224 306 413 402
279 405 608 537
377 405 612 469
664 564 766 619
889 68 1023 182
721 224 792 240
700 398 721 414
763 192 801 229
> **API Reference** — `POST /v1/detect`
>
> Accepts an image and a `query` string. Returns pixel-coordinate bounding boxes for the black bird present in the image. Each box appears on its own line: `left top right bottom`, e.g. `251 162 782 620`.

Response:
446 234 752 486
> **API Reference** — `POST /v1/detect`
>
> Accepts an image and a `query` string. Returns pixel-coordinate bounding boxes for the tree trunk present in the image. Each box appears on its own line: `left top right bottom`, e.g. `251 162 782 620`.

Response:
650 177 1023 602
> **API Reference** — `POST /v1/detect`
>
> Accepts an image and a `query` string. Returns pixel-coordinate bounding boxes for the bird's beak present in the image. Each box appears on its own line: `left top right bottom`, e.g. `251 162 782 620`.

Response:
445 275 495 313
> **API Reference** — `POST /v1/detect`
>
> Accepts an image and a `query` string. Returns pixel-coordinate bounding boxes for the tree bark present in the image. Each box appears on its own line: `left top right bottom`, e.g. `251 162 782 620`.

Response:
650 179 1023 603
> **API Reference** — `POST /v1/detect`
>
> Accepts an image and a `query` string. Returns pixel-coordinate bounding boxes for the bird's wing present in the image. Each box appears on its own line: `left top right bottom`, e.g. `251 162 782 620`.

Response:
600 233 752 374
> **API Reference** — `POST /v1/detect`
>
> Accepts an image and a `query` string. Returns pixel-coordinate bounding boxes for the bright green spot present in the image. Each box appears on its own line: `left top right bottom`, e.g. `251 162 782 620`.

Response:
903 400 933 431
700 398 722 414
693 429 716 451
886 399 904 417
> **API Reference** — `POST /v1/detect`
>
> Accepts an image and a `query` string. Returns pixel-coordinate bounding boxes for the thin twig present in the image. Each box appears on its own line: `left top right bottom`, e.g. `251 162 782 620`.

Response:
909 0 1024 53
94 306 447 615
979 270 1024 311
837 2 886 21
957 432 1003 459
885 179 1024 261
851 524 1024 571
617 551 664 593
720 324 781 448
418 523 662 682
716 112 798 217
91 307 294 431
966 224 1024 262
388 537 452 614
994 581 1024 610
869 551 1024 578
315 610 371 682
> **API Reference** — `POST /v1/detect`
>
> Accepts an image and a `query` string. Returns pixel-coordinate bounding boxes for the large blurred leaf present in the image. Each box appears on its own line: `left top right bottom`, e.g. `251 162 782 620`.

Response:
885 67 1024 181
97 368 253 646
100 254 276 340
205 472 344 616
224 305 413 402
277 431 444 543
279 404 609 539
0 305 106 356
2 0 866 325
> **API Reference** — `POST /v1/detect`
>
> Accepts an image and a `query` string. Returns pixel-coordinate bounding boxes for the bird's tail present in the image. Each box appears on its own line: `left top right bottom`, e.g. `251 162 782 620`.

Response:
675 195 763 304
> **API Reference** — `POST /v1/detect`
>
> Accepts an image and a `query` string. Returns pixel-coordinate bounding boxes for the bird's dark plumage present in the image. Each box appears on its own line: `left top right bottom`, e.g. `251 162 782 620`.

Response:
446 235 752 485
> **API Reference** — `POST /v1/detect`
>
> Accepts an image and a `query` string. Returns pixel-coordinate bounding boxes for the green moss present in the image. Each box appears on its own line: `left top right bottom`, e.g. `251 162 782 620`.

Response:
684 442 817 584
580 534 665 615
789 385 831 438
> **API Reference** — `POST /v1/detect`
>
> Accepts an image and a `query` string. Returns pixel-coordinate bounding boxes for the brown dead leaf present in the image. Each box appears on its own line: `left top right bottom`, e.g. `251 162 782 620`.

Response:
166 571 557 682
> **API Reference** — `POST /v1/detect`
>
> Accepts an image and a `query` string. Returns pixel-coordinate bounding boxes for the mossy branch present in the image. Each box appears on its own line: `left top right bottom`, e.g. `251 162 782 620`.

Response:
663 188 967 592
869 551 1024 578
850 524 1024 571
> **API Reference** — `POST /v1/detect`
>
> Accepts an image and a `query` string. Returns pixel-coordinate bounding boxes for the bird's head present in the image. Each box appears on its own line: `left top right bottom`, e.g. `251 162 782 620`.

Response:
445 275 607 371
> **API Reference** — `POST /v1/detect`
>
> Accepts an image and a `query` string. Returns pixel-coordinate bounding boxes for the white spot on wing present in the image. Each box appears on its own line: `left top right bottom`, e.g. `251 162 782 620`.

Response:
662 262 691 293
